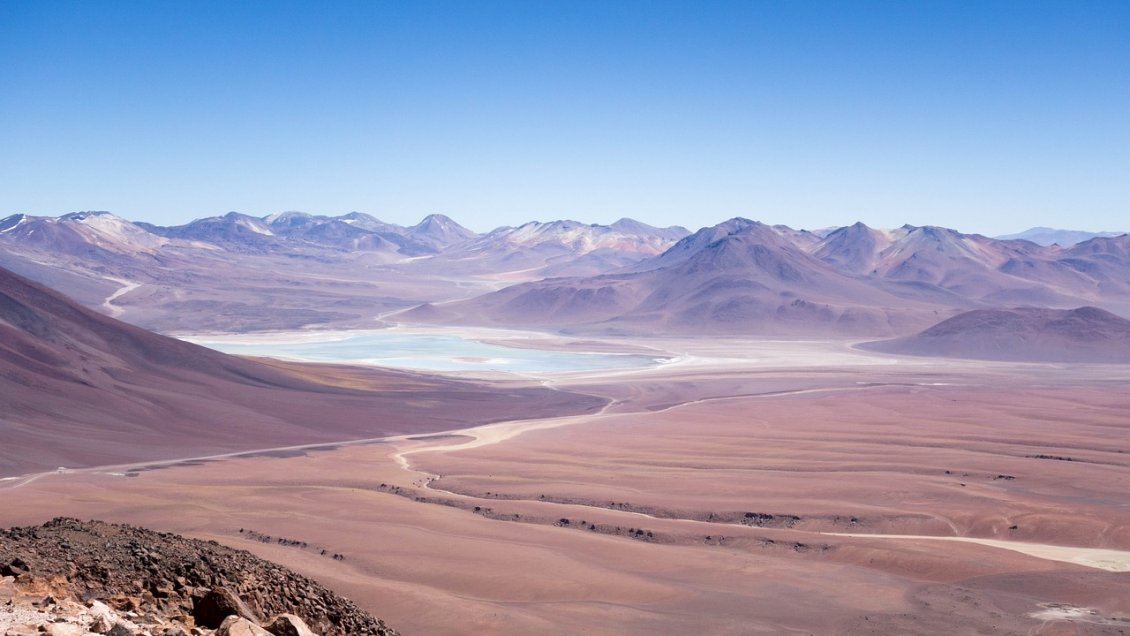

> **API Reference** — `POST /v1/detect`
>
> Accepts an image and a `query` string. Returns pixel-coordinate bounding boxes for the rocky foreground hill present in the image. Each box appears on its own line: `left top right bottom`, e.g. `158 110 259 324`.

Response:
0 518 398 636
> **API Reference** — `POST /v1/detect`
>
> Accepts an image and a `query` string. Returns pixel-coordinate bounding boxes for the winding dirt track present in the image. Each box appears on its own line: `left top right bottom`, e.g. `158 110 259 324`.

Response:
100 275 140 317
388 380 1130 574
391 385 896 467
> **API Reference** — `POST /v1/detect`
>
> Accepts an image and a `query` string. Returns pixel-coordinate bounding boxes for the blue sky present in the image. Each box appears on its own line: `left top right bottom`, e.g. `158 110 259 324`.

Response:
2 1 1127 234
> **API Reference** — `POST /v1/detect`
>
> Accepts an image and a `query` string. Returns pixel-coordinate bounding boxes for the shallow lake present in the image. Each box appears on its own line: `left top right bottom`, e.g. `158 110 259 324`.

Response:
187 330 665 374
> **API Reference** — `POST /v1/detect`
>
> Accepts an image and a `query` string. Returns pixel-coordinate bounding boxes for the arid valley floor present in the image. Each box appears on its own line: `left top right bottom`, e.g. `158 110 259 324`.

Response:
6 3 1130 632
4 333 1130 635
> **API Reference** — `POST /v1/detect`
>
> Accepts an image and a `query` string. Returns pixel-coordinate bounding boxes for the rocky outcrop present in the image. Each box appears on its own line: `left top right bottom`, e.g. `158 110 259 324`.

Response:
216 616 271 636
263 615 316 636
0 518 398 636
193 588 261 629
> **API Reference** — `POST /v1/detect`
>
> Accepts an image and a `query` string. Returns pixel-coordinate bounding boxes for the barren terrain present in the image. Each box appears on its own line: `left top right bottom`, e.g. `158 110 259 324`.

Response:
3 337 1130 634
0 266 605 475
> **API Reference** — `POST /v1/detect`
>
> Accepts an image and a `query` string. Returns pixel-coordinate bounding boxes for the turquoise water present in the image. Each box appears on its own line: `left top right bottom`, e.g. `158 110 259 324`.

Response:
191 331 664 373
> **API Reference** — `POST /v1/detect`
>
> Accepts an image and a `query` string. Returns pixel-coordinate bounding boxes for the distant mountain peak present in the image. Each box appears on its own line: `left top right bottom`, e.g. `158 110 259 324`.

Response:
813 221 891 273
262 210 313 224
0 214 29 233
628 217 798 275
717 217 760 234
996 227 1126 247
341 211 378 221
60 210 114 221
609 217 689 240
416 212 453 224
409 214 477 246
609 217 648 231
0 210 169 256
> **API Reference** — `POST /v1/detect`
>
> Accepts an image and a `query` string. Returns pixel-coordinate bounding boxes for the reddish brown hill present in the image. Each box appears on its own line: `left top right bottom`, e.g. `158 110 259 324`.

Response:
859 306 1130 362
0 266 604 476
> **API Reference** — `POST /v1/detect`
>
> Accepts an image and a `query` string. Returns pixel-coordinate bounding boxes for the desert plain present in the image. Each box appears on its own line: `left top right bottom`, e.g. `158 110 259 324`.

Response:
5 3 1130 633
3 333 1130 635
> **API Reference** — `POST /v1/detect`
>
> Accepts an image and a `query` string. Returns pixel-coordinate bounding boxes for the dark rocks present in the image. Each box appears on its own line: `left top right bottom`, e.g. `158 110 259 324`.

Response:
194 587 261 628
1 556 29 577
739 512 801 527
265 613 318 636
0 518 399 636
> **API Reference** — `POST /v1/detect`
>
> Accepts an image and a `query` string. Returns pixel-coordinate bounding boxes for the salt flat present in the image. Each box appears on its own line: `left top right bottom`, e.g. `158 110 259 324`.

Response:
183 325 667 374
825 533 1130 572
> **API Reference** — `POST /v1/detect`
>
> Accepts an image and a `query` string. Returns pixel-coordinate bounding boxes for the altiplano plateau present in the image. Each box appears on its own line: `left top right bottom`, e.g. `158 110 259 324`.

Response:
4 294 1130 633
6 6 1129 634
3 210 1130 634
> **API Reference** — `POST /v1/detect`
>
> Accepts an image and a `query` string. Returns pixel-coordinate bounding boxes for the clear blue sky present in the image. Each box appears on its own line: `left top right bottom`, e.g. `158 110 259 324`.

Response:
2 0 1127 234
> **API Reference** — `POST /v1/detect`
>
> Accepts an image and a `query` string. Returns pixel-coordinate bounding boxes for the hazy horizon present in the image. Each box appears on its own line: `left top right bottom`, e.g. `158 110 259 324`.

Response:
5 206 1128 238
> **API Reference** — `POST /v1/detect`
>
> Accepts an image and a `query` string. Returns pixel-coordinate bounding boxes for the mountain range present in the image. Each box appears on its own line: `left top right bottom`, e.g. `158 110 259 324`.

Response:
404 218 691 278
0 211 691 332
137 211 478 256
995 227 1126 246
409 219 1130 336
1 211 1128 339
